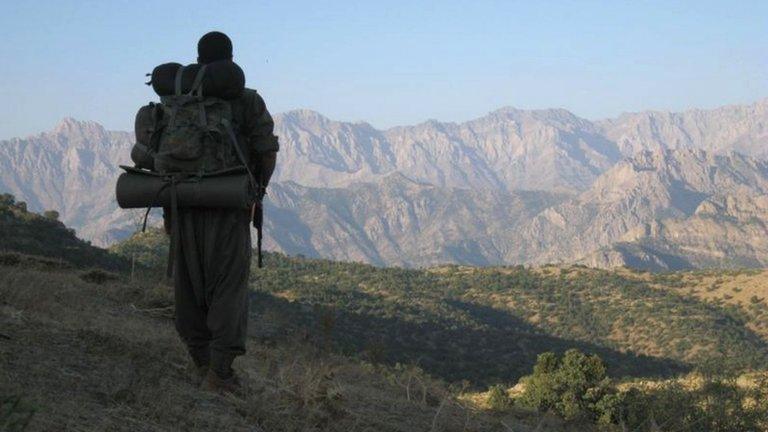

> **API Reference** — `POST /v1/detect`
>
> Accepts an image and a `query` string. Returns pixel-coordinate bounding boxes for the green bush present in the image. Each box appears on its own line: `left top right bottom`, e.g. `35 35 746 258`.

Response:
517 349 612 420
515 351 768 430
486 384 512 411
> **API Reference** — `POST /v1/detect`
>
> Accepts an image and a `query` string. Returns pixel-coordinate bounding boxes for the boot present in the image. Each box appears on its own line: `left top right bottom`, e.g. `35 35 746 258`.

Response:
204 368 242 395
189 362 209 385
187 345 210 385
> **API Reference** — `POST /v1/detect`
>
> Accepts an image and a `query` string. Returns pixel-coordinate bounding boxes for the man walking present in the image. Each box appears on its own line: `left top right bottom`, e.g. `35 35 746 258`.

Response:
134 31 279 393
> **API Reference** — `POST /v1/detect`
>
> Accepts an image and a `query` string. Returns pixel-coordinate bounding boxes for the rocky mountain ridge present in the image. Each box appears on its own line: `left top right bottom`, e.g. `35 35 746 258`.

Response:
3 99 768 269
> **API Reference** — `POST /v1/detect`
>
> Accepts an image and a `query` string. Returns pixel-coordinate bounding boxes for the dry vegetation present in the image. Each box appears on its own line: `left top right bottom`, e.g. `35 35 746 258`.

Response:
0 255 577 432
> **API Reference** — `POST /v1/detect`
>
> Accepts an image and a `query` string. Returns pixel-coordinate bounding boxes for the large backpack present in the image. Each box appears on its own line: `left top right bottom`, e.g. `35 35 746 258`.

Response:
152 64 249 175
133 64 265 272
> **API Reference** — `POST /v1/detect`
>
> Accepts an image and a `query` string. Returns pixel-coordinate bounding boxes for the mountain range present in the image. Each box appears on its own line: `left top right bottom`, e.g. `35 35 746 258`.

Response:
3 98 768 269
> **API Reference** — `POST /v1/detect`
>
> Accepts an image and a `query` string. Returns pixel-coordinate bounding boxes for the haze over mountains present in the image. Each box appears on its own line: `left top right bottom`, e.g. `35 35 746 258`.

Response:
3 99 768 270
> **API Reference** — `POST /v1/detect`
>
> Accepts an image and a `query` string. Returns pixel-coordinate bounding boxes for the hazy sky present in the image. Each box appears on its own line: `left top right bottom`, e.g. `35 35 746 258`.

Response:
2 0 768 138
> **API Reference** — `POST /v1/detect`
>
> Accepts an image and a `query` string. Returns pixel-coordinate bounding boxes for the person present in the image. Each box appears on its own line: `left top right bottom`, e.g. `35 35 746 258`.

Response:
132 31 279 393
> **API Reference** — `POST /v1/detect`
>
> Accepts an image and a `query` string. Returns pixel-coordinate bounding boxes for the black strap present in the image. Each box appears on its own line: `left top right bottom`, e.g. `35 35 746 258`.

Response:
140 180 173 232
221 117 266 268
166 177 181 278
254 201 264 268
141 206 152 232
221 118 259 193
135 175 183 278
257 223 263 268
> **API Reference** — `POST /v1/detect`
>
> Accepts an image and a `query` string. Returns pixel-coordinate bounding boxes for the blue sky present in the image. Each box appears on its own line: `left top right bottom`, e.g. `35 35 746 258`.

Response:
1 0 767 138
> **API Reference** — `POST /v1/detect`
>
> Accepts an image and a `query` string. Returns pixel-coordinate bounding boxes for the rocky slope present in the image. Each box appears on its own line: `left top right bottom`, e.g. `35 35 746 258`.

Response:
0 118 138 245
263 174 564 267
274 107 620 192
598 98 768 157
514 149 768 269
3 99 768 269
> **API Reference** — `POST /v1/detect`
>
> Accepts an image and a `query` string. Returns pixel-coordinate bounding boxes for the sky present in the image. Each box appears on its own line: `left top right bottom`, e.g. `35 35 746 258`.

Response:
1 0 768 139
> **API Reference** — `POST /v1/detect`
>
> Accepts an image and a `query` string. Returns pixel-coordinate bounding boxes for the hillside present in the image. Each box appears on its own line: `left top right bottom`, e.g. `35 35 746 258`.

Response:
0 193 125 270
0 213 570 431
248 255 768 384
112 230 768 387
1 256 557 432
3 212 768 430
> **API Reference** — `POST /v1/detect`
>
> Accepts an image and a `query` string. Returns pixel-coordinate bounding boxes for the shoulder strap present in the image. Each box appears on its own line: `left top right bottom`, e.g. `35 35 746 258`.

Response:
173 66 186 96
188 65 207 97
220 117 266 268
221 118 258 190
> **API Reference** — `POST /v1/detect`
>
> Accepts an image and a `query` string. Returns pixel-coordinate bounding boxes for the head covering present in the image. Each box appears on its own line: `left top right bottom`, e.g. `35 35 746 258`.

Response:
197 31 233 64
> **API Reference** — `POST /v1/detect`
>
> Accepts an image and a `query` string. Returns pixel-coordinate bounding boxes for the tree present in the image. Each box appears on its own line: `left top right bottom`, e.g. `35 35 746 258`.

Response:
517 349 610 421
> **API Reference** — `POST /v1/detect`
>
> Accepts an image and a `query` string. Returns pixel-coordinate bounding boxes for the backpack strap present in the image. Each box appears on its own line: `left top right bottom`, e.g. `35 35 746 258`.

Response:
221 117 266 268
173 66 186 96
188 64 207 98
167 66 188 129
147 103 164 152
221 118 258 192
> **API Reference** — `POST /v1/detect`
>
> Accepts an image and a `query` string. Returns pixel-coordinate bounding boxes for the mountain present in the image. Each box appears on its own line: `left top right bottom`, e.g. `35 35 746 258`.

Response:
263 174 565 267
274 107 620 193
0 118 138 246
3 99 768 269
598 98 768 157
513 149 768 270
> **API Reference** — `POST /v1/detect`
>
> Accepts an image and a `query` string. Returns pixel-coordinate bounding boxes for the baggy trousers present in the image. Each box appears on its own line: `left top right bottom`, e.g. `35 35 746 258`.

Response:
173 207 251 375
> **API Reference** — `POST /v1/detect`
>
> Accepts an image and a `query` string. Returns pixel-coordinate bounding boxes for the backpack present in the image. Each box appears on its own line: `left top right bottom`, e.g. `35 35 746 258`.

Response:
152 64 248 175
135 64 265 271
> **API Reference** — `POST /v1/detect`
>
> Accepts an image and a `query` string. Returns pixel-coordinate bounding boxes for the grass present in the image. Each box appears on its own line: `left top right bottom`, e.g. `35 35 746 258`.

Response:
0 257 583 431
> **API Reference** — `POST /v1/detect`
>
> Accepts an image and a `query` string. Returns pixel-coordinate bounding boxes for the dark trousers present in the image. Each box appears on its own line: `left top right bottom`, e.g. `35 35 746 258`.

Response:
173 208 251 376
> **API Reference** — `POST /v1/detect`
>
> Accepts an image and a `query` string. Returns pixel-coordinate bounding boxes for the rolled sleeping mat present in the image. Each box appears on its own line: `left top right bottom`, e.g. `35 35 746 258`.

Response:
116 166 254 209
150 60 245 100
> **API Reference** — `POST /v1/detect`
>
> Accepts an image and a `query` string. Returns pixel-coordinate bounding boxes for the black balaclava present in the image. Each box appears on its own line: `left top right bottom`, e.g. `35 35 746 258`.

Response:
197 31 233 64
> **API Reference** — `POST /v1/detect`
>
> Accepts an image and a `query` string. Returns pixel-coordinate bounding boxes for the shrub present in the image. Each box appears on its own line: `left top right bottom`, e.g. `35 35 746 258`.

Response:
79 269 119 285
43 210 59 221
486 384 512 411
516 349 612 420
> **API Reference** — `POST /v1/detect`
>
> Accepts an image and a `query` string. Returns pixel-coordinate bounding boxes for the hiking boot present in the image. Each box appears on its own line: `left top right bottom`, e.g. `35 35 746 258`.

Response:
204 369 242 395
189 363 209 386
186 346 211 385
